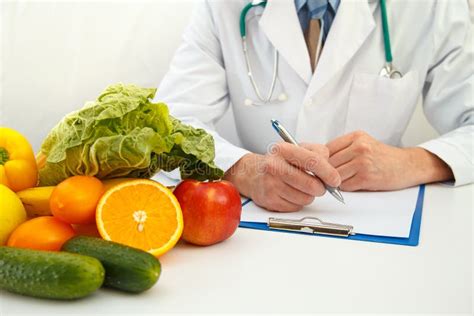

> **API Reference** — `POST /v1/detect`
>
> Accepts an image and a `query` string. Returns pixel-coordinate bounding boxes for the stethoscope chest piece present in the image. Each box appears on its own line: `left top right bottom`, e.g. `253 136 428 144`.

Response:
380 62 403 79
244 92 288 106
379 0 403 79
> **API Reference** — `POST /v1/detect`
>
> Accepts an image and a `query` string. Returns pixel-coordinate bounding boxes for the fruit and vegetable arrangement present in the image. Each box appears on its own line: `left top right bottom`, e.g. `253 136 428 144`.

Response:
0 84 242 300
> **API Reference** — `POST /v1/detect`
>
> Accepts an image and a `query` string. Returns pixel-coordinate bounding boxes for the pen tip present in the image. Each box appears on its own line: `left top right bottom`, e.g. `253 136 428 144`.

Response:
271 119 279 131
329 190 345 204
334 192 345 204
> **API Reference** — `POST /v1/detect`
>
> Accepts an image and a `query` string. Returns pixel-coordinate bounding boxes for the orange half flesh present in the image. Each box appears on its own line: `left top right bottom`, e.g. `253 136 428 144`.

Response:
96 179 183 257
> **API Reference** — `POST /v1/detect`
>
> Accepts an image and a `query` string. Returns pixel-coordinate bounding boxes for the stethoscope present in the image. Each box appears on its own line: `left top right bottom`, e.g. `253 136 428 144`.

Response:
240 1 287 106
240 0 403 106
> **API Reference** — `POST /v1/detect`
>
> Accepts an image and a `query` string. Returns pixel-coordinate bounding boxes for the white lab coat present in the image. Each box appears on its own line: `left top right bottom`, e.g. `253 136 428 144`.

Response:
156 0 473 185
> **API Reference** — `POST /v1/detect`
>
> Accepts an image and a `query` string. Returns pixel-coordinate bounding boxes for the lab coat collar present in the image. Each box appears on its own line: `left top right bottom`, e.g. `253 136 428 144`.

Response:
259 0 313 84
308 0 376 96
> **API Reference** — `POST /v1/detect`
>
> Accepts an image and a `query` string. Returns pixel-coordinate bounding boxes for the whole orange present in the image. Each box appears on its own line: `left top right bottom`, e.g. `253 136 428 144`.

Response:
7 216 75 251
50 176 104 225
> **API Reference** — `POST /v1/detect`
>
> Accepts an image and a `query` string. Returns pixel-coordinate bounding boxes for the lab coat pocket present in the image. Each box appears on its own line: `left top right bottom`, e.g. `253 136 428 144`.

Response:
345 71 420 145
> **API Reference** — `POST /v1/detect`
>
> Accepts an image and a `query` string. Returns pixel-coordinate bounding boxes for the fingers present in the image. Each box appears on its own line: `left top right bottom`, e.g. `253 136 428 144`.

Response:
272 143 341 188
281 163 326 197
339 175 364 192
329 146 356 168
326 132 357 155
300 143 329 159
254 175 306 212
277 181 316 207
262 155 325 196
267 196 302 212
265 181 312 213
283 173 326 197
337 157 373 191
254 156 324 212
336 160 358 182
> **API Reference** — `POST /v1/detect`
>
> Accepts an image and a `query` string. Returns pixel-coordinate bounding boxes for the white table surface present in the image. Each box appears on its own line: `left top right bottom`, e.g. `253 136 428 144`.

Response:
1 183 472 315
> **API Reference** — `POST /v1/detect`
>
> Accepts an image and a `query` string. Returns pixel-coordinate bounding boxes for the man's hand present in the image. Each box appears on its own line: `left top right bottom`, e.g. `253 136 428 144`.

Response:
327 131 454 191
223 143 341 212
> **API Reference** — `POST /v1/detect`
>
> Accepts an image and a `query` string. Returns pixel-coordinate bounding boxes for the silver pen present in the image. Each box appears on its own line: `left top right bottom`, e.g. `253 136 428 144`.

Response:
271 119 345 204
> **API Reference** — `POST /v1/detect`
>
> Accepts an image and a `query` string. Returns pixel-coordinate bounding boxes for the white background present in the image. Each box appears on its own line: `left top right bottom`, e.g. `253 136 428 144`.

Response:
3 0 469 152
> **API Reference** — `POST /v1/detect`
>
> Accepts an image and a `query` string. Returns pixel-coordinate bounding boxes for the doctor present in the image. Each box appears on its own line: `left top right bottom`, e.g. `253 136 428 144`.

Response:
157 0 473 212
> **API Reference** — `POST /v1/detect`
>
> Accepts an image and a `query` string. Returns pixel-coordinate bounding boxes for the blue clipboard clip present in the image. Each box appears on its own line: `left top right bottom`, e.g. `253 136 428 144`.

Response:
268 216 354 237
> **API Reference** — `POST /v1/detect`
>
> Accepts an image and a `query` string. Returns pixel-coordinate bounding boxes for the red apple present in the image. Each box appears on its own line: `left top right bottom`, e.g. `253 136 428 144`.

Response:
173 179 242 246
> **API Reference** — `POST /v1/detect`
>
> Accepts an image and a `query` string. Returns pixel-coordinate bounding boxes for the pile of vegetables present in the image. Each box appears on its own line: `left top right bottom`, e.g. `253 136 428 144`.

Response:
0 83 238 301
37 83 223 186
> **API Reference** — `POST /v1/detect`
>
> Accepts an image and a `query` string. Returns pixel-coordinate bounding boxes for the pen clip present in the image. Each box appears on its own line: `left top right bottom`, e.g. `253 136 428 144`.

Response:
268 216 354 237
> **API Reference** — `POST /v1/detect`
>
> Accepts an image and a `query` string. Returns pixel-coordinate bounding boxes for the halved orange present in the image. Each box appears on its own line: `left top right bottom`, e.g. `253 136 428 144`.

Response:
96 179 183 257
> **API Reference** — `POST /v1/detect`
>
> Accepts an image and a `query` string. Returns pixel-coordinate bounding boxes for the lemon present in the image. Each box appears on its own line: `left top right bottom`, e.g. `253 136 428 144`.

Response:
0 184 27 244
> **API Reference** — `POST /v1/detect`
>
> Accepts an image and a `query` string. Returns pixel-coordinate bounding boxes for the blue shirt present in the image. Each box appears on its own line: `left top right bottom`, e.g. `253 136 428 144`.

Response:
294 0 340 43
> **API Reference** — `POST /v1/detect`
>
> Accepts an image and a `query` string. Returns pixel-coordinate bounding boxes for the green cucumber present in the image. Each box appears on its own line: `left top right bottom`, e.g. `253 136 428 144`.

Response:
62 236 161 293
0 246 104 300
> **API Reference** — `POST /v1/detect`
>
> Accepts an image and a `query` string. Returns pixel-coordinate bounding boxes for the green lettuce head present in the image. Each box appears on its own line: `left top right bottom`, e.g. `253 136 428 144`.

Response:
38 83 223 186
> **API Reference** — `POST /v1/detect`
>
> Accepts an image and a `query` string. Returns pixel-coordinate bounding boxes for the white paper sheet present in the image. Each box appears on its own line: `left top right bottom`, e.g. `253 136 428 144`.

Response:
152 172 181 187
241 187 420 238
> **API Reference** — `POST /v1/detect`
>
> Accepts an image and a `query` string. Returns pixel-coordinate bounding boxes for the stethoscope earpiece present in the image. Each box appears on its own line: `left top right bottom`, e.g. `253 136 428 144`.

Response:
278 93 288 102
244 98 253 106
244 93 288 106
244 94 288 106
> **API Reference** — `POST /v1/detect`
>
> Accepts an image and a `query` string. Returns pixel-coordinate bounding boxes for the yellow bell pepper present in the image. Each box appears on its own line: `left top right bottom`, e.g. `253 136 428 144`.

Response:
0 127 38 192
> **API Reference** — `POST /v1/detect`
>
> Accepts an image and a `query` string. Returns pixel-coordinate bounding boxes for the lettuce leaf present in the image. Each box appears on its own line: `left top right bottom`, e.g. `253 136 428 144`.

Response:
38 83 223 185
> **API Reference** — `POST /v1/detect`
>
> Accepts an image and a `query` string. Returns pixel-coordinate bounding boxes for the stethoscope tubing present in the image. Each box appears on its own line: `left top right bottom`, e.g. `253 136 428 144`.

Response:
242 37 279 103
240 1 281 104
240 0 402 103
379 0 393 63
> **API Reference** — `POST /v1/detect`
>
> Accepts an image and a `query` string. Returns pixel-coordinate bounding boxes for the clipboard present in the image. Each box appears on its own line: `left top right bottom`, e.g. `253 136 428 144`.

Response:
239 185 425 247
